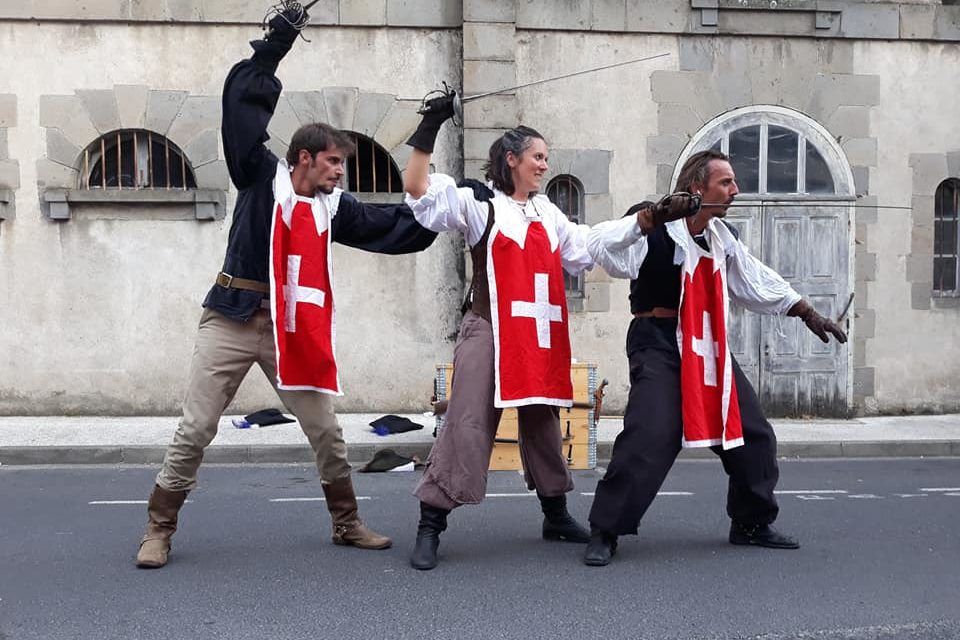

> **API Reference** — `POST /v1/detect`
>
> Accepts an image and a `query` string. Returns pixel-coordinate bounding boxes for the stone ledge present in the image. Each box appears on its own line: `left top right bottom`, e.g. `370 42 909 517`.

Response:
42 187 226 221
6 440 959 466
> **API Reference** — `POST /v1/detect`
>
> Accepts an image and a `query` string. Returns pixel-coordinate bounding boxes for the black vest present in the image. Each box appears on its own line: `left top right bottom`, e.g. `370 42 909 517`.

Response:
628 225 682 314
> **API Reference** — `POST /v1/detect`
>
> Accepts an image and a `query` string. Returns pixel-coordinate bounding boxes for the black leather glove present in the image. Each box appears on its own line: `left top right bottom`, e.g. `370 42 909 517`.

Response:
653 192 701 224
266 6 308 46
406 93 457 153
458 178 494 203
633 193 701 235
789 300 847 344
250 6 308 68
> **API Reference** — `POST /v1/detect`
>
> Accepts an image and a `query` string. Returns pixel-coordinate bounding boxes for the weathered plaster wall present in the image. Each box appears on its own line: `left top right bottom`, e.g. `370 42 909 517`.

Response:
512 31 677 412
855 40 960 413
0 22 463 414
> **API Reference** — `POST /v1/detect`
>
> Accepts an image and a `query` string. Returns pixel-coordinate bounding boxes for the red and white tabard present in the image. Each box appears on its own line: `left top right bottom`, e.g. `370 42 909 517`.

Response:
488 216 573 408
270 191 340 395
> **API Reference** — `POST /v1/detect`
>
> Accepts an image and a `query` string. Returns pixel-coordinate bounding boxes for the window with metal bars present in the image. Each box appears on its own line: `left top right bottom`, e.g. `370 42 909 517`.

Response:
934 178 959 296
546 174 585 298
343 133 402 195
79 129 197 190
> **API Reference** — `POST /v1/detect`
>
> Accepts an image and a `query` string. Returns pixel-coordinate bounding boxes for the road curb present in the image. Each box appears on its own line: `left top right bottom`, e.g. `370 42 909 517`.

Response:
1 440 959 466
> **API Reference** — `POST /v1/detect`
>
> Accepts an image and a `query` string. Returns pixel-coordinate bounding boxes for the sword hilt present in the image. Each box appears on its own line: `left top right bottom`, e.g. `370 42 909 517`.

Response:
262 0 314 40
417 82 463 127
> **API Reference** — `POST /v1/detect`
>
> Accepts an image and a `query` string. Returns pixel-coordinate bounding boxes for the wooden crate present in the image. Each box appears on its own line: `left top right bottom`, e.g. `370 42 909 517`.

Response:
489 441 592 471
434 362 598 470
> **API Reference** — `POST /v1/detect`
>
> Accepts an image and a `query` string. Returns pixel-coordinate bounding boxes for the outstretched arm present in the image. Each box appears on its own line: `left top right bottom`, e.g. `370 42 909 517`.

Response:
586 203 655 279
221 9 304 190
332 193 437 255
724 233 846 343
404 149 432 200
402 92 456 199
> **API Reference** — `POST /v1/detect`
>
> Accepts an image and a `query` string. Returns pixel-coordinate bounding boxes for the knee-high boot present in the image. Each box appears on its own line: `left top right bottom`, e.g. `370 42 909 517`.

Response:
538 492 590 543
136 485 189 568
321 475 392 550
410 501 450 570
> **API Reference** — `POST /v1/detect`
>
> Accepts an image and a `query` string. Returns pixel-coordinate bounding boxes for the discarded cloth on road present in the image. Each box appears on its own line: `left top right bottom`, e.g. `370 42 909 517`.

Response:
232 408 296 429
369 414 424 435
359 449 419 473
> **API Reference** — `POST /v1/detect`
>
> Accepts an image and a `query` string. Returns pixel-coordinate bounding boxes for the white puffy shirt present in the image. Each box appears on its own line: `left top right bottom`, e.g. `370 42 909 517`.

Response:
587 215 801 316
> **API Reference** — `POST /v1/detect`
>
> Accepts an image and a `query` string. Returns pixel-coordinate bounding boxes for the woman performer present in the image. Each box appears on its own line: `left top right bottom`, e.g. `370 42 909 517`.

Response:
401 98 595 570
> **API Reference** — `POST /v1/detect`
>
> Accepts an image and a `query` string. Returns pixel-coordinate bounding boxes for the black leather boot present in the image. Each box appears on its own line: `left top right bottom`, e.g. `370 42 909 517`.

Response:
537 492 590 543
729 521 800 549
583 529 618 566
410 502 450 570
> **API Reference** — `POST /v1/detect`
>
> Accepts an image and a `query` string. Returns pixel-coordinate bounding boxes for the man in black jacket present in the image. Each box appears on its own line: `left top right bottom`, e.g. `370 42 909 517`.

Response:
135 7 437 569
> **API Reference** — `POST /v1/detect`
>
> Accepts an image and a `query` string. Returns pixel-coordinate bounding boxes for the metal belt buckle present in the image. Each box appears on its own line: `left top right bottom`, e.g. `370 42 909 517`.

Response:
221 272 234 288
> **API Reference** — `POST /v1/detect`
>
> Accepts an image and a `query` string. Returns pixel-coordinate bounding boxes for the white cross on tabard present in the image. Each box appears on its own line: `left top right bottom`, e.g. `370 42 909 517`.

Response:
691 310 719 386
284 255 326 332
511 273 562 349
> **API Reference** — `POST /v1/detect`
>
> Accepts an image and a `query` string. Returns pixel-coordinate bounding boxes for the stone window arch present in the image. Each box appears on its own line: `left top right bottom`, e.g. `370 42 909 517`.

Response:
546 174 585 298
677 105 854 198
266 88 422 204
39 86 227 221
934 178 960 296
79 129 197 190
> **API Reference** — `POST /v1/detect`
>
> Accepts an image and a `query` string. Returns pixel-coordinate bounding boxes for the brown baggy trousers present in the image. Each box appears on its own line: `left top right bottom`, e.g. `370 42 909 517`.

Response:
156 307 351 492
415 311 574 510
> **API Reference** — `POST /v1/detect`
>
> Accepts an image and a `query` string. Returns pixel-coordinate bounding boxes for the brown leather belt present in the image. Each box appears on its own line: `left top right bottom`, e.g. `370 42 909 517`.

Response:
216 272 269 294
633 307 678 319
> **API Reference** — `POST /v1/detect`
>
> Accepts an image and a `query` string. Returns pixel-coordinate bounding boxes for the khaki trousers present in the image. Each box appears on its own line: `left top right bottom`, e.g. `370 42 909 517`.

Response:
415 311 574 510
156 307 350 492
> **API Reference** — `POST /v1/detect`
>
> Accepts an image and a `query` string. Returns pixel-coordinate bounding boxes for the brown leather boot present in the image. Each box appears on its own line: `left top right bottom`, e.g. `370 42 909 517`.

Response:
321 475 392 550
135 485 188 569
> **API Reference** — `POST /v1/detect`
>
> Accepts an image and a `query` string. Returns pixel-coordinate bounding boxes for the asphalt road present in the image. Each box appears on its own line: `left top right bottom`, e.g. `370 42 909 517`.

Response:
1 459 958 640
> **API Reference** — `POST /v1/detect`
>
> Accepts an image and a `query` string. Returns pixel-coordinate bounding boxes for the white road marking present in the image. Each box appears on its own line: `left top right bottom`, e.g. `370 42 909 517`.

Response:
774 490 848 494
893 494 929 498
269 497 371 502
486 493 537 497
920 487 960 492
89 500 194 505
579 491 693 497
796 495 836 500
848 494 884 499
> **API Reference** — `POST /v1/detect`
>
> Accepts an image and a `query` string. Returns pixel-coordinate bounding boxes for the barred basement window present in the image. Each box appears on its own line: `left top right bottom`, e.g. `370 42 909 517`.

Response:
546 174 585 298
80 129 197 190
934 178 960 296
344 133 402 194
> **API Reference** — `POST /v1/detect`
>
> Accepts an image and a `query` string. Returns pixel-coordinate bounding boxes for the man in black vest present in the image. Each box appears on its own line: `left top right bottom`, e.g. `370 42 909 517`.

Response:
135 6 437 569
582 150 846 566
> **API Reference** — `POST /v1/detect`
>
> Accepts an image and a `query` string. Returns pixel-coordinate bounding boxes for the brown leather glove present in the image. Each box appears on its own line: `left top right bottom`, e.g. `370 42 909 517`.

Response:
636 193 701 235
788 300 847 344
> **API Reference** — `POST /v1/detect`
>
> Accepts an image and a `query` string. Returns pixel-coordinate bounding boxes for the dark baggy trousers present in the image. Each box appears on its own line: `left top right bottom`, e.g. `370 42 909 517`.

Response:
415 311 574 510
588 319 780 535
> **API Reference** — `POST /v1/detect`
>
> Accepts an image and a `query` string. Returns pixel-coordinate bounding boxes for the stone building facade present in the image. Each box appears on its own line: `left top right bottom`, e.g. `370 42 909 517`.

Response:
0 0 957 416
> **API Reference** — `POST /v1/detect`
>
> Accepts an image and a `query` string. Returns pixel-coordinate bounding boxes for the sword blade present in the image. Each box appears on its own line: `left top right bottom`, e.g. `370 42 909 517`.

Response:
700 201 913 211
303 0 322 9
460 52 671 104
836 292 855 323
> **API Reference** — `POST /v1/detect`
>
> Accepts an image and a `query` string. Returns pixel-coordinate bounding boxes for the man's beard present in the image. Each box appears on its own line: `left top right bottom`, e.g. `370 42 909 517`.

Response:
316 184 334 195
